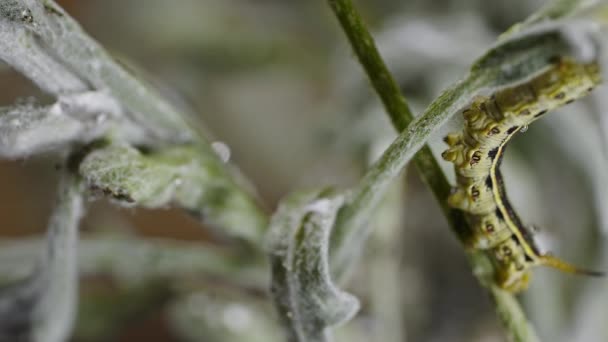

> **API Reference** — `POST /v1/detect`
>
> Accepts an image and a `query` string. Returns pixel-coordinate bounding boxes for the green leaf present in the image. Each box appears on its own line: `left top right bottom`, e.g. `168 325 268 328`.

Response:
79 143 267 245
266 190 359 342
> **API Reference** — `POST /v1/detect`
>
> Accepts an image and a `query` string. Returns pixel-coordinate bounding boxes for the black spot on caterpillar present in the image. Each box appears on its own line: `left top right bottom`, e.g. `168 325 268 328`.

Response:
495 208 504 221
488 147 499 160
485 175 493 189
506 126 519 135
442 57 603 292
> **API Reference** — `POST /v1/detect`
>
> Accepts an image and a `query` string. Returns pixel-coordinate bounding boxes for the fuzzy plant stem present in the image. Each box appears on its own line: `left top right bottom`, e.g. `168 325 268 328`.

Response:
0 171 84 342
326 0 461 259
326 0 543 341
31 173 84 342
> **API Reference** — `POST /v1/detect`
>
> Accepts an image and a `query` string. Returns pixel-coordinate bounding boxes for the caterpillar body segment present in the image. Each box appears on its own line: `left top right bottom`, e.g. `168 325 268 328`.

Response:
442 57 603 292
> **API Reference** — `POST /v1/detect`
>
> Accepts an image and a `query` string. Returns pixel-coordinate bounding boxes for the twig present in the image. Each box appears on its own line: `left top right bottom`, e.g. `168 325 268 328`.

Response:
0 170 84 342
325 0 604 341
326 0 479 280
326 0 460 255
0 92 125 158
324 3 517 339
326 0 413 130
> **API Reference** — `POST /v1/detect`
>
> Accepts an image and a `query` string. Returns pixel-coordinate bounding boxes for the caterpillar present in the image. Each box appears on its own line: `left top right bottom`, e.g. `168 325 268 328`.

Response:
442 57 603 292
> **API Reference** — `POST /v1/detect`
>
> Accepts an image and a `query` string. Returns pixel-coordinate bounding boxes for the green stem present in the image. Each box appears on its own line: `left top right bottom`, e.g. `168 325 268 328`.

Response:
327 0 413 130
0 170 85 342
327 0 479 272
32 172 84 342
326 0 540 341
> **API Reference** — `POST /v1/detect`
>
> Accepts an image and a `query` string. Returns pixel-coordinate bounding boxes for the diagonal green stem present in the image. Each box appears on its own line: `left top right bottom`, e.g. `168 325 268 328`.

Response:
325 0 457 239
327 0 479 271
326 0 413 130
326 1 544 341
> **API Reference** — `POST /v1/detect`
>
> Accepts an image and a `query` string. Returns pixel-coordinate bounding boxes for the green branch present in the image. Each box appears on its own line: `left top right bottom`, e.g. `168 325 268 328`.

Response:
325 0 604 341
326 0 459 251
0 170 84 342
327 0 413 130
326 0 479 277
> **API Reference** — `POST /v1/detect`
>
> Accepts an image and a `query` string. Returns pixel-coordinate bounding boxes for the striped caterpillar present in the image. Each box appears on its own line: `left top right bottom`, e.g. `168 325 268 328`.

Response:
442 57 603 292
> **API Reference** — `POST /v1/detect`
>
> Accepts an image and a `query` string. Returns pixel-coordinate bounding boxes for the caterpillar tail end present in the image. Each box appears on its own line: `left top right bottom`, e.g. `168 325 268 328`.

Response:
539 254 605 277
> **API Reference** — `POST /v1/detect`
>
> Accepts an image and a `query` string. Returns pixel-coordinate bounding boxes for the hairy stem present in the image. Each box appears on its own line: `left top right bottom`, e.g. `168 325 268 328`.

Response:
0 170 84 342
326 0 414 130
326 0 551 341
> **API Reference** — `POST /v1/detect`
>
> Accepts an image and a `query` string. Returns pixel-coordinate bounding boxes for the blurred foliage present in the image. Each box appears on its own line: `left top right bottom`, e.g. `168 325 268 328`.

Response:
0 0 606 341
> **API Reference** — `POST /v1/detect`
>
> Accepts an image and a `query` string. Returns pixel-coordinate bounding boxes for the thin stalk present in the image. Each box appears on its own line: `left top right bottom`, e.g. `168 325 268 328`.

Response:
326 1 540 341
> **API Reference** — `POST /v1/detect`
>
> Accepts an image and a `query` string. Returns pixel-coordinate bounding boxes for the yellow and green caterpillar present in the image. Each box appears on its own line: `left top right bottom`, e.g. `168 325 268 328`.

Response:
442 57 603 292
